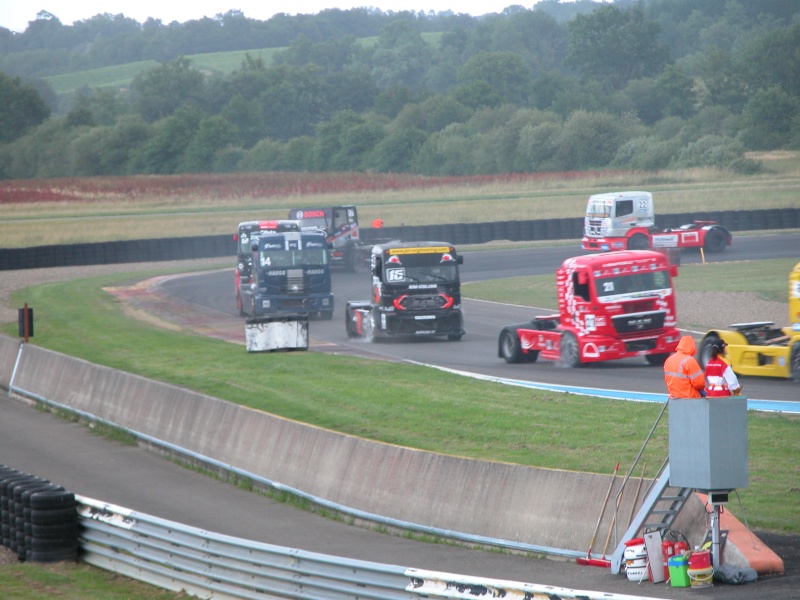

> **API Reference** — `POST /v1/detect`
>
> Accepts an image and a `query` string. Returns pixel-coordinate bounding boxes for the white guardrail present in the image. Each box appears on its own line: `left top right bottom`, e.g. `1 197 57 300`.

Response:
76 496 660 600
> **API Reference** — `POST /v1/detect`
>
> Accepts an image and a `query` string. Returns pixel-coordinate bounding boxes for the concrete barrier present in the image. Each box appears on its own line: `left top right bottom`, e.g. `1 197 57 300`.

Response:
5 337 782 572
0 334 21 391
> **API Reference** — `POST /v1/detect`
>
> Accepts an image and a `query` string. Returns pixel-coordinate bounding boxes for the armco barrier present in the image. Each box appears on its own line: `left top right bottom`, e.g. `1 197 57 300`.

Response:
75 496 661 600
1 209 797 271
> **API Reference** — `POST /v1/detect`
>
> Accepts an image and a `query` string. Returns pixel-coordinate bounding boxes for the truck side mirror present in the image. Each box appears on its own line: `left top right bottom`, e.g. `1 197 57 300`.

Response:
251 242 258 251
670 265 679 278
457 256 464 265
577 271 588 285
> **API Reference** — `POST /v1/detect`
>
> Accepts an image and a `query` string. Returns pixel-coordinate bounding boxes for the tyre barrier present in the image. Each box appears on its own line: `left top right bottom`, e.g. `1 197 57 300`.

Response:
0 465 78 563
0 209 797 271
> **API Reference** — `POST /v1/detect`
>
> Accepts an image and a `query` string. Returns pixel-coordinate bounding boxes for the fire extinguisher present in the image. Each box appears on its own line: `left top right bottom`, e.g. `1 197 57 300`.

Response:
674 540 690 555
662 540 675 580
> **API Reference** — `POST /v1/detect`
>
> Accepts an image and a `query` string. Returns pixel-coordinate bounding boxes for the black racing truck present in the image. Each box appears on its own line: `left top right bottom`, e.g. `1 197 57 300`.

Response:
345 241 464 341
238 221 333 320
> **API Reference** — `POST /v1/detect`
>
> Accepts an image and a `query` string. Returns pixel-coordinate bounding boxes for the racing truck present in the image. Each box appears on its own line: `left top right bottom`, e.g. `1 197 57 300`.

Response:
345 241 465 341
288 205 371 272
237 220 334 320
235 220 301 315
581 191 732 253
698 261 800 381
498 250 681 367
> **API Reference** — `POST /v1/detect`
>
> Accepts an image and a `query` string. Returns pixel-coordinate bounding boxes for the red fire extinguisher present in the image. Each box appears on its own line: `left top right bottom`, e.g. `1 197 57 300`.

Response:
662 540 675 580
674 540 690 555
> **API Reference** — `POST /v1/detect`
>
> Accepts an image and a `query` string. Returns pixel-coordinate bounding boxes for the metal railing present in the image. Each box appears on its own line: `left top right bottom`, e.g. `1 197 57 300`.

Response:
76 496 659 600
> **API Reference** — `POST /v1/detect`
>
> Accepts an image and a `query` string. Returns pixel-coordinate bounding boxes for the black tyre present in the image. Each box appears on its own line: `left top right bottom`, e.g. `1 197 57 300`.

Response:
560 332 581 368
28 507 77 526
499 329 523 363
29 522 79 539
645 353 670 366
447 333 463 341
28 490 74 510
320 310 334 321
345 306 359 338
791 342 800 382
628 234 650 250
237 291 246 317
704 227 728 253
26 548 78 563
698 334 721 369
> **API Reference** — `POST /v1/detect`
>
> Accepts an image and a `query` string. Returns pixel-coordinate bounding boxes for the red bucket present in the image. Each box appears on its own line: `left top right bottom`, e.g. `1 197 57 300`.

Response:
688 550 711 570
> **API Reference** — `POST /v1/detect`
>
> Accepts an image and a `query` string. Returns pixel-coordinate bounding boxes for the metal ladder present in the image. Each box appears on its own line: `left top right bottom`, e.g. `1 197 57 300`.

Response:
609 462 693 574
608 400 693 575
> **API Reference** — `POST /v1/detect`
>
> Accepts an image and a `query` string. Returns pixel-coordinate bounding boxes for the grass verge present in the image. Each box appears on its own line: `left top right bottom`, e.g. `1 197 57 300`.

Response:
2 262 798 536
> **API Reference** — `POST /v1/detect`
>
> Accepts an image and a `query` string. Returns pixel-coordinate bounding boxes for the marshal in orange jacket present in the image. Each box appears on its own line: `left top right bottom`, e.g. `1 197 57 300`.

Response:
663 335 706 399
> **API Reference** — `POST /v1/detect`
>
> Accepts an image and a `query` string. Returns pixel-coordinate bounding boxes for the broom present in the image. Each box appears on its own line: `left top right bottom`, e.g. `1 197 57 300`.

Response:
576 462 619 566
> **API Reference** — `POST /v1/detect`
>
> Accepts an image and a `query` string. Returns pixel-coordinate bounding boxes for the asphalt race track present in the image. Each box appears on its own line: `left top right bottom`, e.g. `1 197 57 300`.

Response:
3 232 798 599
162 232 800 403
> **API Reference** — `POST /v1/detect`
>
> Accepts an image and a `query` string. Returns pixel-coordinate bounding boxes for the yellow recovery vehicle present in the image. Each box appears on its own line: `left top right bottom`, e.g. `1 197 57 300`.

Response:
699 261 800 381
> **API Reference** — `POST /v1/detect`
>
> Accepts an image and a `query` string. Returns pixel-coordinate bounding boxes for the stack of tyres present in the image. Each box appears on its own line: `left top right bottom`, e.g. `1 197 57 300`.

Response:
0 465 79 563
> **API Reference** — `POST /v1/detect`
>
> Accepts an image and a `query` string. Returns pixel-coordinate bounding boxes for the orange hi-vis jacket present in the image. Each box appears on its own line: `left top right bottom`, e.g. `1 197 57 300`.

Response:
663 335 706 399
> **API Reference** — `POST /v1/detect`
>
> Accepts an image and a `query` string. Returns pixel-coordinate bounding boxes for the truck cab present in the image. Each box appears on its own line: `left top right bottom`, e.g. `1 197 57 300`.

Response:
235 220 300 315
581 191 731 253
239 223 333 320
346 241 465 341
288 205 366 270
699 261 800 380
499 250 681 367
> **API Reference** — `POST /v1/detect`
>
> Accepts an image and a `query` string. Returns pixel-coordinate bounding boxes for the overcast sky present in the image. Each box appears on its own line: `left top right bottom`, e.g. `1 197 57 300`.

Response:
2 1 528 33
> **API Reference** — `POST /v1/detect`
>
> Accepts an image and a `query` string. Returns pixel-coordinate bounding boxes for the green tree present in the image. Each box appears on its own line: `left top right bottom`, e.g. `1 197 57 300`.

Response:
367 21 433 91
0 72 51 143
131 57 205 122
553 110 641 170
457 51 531 106
656 64 696 119
180 115 239 172
742 23 800 97
370 128 427 172
129 107 202 174
566 5 669 90
737 86 800 150
259 65 325 140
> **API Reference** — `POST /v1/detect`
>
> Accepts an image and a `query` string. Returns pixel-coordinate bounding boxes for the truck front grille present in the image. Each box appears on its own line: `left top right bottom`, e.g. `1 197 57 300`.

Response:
398 295 448 311
611 310 665 335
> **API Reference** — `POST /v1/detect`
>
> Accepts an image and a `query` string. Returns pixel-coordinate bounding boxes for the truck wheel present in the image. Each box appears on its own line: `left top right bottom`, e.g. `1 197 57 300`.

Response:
628 234 649 250
704 227 728 253
645 353 669 366
237 292 245 317
345 306 359 338
791 342 800 382
499 329 523 363
447 333 463 341
698 334 721 368
560 332 581 368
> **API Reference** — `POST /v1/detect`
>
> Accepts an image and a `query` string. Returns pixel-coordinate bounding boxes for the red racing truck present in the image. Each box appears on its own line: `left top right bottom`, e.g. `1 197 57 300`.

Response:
498 250 681 367
581 191 731 253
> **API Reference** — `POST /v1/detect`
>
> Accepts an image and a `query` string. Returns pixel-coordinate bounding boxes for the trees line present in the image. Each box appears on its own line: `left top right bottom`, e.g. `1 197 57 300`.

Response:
1 1 799 180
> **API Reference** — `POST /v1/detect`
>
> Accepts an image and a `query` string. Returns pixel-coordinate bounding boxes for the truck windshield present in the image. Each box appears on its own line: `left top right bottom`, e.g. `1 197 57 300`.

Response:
260 248 328 268
238 228 258 255
383 255 458 283
586 199 612 218
594 270 670 301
